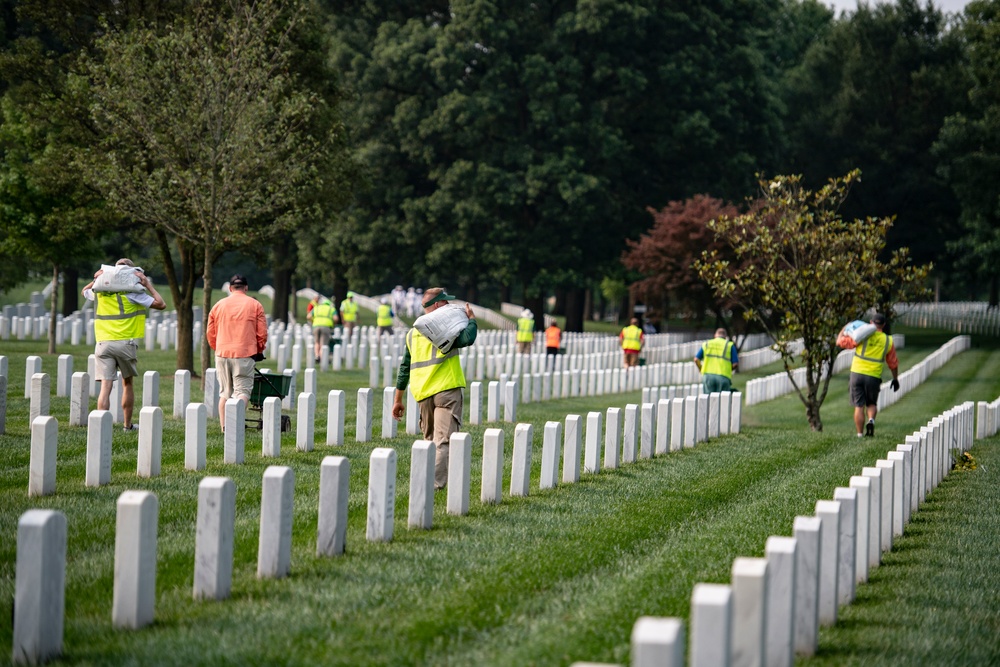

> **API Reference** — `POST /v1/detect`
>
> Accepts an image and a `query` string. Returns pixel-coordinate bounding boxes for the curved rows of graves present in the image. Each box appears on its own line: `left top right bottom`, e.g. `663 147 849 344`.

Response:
0 295 984 666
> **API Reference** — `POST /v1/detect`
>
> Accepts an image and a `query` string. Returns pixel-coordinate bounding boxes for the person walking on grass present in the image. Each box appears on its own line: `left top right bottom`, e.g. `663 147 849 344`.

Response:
308 295 338 364
207 275 268 431
850 313 900 437
694 328 738 394
340 291 359 342
620 317 644 368
83 258 166 432
392 288 477 490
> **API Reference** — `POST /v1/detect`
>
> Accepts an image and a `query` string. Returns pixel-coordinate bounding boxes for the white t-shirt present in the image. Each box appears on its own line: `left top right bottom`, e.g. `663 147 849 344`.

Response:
84 287 155 309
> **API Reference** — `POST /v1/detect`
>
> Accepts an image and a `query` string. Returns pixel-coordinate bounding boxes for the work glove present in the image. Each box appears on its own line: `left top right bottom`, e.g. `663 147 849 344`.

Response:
890 379 899 392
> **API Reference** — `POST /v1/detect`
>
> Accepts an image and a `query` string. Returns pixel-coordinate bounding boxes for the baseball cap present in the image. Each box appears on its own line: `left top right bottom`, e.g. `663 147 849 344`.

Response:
872 313 886 325
229 274 248 287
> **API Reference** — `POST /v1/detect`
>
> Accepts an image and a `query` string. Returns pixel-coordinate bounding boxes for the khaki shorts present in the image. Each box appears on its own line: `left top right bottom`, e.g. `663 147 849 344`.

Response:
313 326 331 345
95 339 139 380
217 357 256 401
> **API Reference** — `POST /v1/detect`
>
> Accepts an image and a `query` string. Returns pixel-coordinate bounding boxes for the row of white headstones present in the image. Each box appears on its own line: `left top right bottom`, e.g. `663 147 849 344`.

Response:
10 381 743 664
571 401 985 667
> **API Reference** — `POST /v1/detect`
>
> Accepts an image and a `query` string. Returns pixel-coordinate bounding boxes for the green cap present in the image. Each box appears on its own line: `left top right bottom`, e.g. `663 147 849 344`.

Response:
422 291 456 308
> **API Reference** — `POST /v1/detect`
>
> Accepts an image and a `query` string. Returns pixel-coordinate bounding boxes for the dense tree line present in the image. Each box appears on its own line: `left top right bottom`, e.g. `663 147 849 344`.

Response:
0 0 998 359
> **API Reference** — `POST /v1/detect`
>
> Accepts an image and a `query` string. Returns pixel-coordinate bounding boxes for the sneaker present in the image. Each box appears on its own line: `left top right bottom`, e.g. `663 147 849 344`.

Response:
865 420 874 437
123 424 139 433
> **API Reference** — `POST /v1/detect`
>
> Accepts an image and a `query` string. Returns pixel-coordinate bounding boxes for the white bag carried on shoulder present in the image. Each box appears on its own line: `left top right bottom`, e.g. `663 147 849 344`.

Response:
92 264 146 293
413 304 469 354
837 320 876 349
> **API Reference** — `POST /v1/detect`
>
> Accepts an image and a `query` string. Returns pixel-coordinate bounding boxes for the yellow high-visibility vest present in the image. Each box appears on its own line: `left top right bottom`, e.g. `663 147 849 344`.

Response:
406 329 465 401
621 325 642 352
701 338 734 379
516 317 534 343
341 299 358 322
94 292 146 341
377 304 393 327
851 331 892 378
312 301 335 328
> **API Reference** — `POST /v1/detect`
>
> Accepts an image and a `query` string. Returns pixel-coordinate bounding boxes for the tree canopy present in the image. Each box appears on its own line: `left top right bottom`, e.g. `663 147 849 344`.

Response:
84 0 347 372
698 170 931 431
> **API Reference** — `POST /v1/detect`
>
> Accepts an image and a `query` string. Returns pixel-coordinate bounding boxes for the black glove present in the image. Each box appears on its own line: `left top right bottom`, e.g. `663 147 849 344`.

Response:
251 352 265 362
890 379 899 392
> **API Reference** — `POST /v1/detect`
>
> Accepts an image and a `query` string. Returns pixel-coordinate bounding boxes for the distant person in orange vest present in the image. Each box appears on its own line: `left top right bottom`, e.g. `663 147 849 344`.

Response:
545 321 561 357
620 317 643 368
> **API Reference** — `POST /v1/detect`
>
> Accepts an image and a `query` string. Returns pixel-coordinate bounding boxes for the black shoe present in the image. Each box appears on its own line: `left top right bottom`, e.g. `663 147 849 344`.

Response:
865 420 874 437
123 424 138 433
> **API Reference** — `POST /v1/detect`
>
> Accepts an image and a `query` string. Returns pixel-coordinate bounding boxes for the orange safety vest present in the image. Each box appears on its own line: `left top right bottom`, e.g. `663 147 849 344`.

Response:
545 326 561 348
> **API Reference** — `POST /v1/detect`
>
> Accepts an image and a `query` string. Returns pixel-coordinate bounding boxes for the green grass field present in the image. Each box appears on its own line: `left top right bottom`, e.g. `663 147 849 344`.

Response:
0 328 998 665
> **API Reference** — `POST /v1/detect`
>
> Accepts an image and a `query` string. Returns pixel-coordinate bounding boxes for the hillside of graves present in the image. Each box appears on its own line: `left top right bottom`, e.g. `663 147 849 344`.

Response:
1 327 999 665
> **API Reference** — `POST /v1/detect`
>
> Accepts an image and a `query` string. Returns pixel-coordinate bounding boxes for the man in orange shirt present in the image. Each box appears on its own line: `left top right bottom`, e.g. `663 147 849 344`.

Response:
207 274 268 429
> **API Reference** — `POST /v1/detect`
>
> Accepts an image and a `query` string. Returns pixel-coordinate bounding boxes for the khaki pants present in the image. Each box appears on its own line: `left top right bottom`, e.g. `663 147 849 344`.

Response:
418 387 464 489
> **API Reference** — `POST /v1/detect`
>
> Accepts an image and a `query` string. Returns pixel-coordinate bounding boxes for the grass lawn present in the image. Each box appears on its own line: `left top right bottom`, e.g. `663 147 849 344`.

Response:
0 328 997 665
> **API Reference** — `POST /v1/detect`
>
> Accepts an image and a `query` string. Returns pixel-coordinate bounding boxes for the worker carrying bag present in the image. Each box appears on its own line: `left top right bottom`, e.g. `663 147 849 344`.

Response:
836 319 876 349
413 304 469 354
91 264 147 293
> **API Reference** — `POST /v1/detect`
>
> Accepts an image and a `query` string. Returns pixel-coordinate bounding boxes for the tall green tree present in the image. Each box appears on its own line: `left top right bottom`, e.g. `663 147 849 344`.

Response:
933 0 1000 304
781 0 968 285
84 0 344 374
698 171 930 431
327 0 786 327
0 95 102 352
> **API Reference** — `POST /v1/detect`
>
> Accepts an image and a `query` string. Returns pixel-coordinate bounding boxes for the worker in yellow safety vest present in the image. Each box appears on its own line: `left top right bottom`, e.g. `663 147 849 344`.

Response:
694 328 738 393
377 297 394 337
340 292 359 341
850 313 900 437
308 297 338 363
82 258 166 432
516 309 534 354
620 317 644 368
392 288 478 489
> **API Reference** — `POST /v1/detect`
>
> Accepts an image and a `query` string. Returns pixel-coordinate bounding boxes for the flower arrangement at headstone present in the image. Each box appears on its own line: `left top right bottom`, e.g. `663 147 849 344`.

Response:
951 450 977 472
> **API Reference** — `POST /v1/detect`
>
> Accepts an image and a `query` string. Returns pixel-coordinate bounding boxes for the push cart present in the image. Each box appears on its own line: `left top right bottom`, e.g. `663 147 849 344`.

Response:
246 368 292 432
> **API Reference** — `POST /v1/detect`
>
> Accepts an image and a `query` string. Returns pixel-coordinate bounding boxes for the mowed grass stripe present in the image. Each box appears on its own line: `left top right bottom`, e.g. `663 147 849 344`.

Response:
0 332 998 665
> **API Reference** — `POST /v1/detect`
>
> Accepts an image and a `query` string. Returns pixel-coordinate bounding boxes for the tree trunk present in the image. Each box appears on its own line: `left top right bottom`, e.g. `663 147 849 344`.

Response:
564 287 585 332
273 267 291 323
47 264 58 355
62 268 79 316
583 288 592 324
200 246 215 381
271 236 295 323
524 294 545 331
552 287 566 316
499 284 510 305
155 230 197 374
332 271 348 306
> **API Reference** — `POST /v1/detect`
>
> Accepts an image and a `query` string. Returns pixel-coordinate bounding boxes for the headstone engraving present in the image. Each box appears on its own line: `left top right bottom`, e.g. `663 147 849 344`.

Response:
86 410 113 486
318 456 350 555
409 441 435 529
258 466 295 579
29 416 57 497
193 477 236 600
113 491 158 629
511 423 533 496
12 509 66 665
447 432 472 515
367 448 397 541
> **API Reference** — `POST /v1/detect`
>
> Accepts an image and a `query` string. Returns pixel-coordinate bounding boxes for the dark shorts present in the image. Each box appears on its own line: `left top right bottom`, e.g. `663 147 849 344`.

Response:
849 372 882 407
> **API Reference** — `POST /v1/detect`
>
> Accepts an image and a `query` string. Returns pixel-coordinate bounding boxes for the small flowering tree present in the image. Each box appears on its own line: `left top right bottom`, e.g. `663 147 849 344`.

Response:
697 170 930 431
